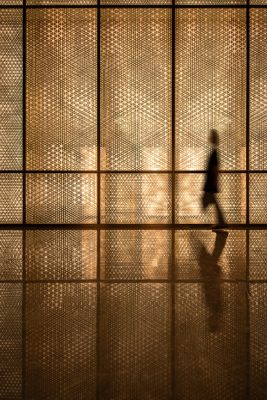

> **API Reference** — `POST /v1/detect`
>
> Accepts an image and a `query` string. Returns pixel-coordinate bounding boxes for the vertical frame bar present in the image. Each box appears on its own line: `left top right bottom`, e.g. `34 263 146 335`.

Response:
246 2 250 226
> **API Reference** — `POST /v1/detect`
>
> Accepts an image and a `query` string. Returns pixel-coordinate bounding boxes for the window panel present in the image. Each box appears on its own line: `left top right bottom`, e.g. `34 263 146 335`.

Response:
175 173 246 224
175 283 247 399
250 284 267 399
250 174 267 224
27 9 97 171
99 283 171 399
0 10 22 170
101 173 172 224
0 231 22 280
26 230 96 280
101 9 171 171
0 284 22 400
249 231 267 280
175 230 246 280
175 9 246 171
27 0 97 6
101 230 171 280
0 174 22 224
176 0 245 3
26 173 97 224
26 283 97 399
250 9 267 170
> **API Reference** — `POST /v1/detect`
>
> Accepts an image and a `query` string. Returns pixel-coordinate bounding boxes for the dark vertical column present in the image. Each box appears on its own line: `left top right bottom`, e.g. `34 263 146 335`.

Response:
246 3 250 398
96 2 101 400
171 3 176 400
22 1 26 399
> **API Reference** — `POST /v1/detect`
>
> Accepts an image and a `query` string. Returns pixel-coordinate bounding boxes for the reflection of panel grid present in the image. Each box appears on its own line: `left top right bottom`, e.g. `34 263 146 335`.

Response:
0 174 22 224
175 9 246 171
101 230 171 280
27 9 97 171
250 284 267 400
0 231 22 280
250 174 267 224
175 173 246 224
175 283 247 400
26 173 97 224
0 284 22 400
26 283 96 399
175 230 246 280
101 9 171 171
27 0 96 4
0 10 22 170
101 174 172 224
250 231 267 280
26 230 96 280
250 9 267 170
99 283 171 399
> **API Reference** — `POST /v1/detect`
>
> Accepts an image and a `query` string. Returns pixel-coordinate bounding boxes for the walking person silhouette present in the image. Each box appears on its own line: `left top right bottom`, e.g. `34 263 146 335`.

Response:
202 129 227 230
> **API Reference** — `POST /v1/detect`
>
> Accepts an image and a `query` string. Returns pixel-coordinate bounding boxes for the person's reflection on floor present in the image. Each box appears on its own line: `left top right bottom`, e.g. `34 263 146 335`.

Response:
197 231 228 332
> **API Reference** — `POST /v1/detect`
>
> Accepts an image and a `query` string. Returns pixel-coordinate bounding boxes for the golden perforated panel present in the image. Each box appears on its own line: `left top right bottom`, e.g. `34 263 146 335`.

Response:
99 283 171 399
101 9 171 171
250 174 267 224
26 230 96 280
175 173 246 224
175 283 247 399
0 10 22 170
250 9 267 170
101 173 172 224
175 9 246 171
0 174 22 224
26 283 97 400
27 9 97 171
251 0 267 3
101 230 171 280
0 1 22 4
249 231 267 280
176 0 245 3
0 231 22 280
27 0 96 3
175 230 246 280
250 284 267 400
0 284 22 400
26 173 97 224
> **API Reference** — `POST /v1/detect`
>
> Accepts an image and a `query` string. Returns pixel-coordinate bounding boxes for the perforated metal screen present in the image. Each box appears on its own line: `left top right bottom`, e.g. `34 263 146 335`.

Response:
0 1 267 399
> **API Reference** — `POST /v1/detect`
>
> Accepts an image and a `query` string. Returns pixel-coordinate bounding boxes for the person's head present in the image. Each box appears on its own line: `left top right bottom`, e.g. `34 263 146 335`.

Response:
209 129 219 146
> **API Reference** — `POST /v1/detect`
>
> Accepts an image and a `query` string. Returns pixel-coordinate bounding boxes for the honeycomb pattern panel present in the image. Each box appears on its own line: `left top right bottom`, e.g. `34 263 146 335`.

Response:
175 283 247 400
0 231 22 280
250 9 267 169
0 174 22 224
175 173 246 224
176 0 245 3
26 173 97 224
249 231 267 280
175 230 246 280
27 0 96 4
175 9 246 171
250 284 267 400
101 173 172 224
251 0 267 4
0 10 22 170
250 174 267 224
0 1 22 6
102 0 170 4
101 230 171 280
0 284 22 400
27 9 97 171
101 9 171 170
26 283 97 400
26 230 96 280
99 283 171 400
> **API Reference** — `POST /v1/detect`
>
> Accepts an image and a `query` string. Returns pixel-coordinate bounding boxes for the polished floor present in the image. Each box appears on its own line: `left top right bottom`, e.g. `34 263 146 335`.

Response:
1 227 266 400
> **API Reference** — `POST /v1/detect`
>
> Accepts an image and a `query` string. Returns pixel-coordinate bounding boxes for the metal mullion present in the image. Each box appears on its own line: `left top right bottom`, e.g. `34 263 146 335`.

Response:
22 4 251 9
246 3 250 227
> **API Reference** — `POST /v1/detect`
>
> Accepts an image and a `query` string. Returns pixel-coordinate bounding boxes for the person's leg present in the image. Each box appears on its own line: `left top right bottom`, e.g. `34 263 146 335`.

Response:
213 194 226 226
